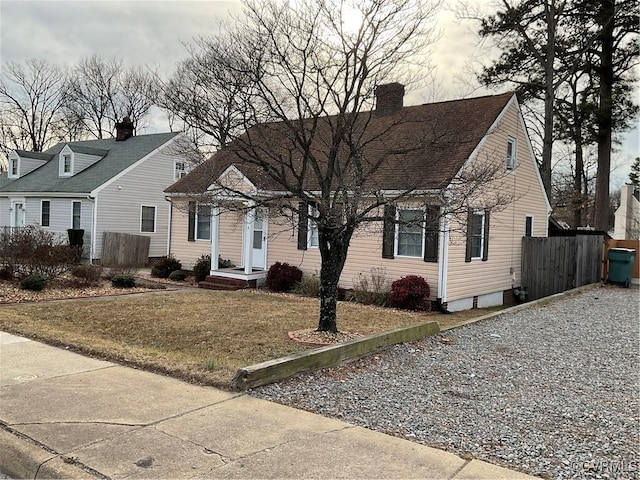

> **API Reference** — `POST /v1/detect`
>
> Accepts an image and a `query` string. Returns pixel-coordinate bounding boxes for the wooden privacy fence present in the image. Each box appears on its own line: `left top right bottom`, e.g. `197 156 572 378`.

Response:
102 232 150 266
521 235 604 301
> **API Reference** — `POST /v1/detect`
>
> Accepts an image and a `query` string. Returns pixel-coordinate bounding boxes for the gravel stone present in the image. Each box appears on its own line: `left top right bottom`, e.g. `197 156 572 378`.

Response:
251 286 640 479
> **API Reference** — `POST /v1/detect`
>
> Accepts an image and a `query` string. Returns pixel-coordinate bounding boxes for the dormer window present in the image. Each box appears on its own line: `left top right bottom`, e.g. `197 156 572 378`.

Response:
63 154 72 174
7 152 20 178
58 146 75 177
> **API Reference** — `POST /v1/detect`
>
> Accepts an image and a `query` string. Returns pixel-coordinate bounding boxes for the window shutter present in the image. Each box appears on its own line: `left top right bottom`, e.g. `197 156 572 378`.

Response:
465 208 472 263
482 209 490 261
382 204 396 259
297 201 308 250
423 205 439 262
187 201 196 242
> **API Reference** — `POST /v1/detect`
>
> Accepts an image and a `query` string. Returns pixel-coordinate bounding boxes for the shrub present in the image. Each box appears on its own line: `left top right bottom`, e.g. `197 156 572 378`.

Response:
193 255 211 281
20 274 48 291
266 262 302 292
71 265 103 285
111 274 136 288
219 256 235 268
0 267 14 281
169 269 186 281
103 264 139 279
349 267 389 306
337 286 348 301
151 256 182 278
294 272 321 297
0 226 77 280
389 275 431 311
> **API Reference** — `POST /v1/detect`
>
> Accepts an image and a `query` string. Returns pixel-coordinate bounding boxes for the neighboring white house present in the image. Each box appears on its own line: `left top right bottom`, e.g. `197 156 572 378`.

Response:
0 119 188 262
613 184 640 240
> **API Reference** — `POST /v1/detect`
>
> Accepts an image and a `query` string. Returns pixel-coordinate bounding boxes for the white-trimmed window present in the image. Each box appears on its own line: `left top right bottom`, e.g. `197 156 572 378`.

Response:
41 200 51 227
525 215 533 237
506 137 517 171
60 153 73 176
195 204 211 240
174 161 187 181
9 157 19 178
140 205 156 233
396 209 424 257
71 201 82 229
308 204 319 248
469 211 485 259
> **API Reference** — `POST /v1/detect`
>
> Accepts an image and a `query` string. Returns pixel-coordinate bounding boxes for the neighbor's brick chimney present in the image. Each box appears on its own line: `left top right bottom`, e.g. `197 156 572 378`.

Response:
115 117 135 141
375 83 405 114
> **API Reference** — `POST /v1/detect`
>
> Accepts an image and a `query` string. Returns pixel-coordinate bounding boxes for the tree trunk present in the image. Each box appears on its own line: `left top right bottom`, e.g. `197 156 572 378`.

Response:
317 228 351 333
572 90 584 228
573 139 584 228
594 0 614 232
541 0 557 198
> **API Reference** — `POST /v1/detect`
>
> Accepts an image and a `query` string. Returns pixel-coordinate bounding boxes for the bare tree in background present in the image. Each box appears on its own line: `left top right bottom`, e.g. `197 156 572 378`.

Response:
0 59 68 167
170 0 518 332
63 55 157 139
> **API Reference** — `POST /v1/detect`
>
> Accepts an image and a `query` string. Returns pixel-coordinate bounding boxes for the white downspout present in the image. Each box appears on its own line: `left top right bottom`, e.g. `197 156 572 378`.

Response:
90 195 98 263
437 191 451 304
164 196 172 257
211 205 220 272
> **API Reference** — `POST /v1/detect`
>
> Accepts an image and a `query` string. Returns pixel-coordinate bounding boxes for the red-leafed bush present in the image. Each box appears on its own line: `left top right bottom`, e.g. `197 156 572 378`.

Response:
266 262 303 292
389 275 431 311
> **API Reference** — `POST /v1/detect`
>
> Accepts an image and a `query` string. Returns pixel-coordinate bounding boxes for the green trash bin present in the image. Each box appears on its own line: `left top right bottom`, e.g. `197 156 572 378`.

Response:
607 248 636 288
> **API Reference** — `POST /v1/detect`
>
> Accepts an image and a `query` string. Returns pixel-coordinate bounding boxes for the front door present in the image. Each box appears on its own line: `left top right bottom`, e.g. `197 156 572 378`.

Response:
252 208 267 270
11 201 25 228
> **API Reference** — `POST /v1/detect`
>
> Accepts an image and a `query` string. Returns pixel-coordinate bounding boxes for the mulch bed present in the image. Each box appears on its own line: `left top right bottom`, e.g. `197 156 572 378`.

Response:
288 328 364 345
0 275 169 304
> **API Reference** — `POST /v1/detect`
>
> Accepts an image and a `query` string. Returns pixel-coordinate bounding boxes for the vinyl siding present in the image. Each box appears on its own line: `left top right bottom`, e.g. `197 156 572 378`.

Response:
94 148 175 259
19 157 47 176
73 152 102 174
169 199 245 269
1 196 94 255
444 101 549 303
266 206 440 297
0 198 9 226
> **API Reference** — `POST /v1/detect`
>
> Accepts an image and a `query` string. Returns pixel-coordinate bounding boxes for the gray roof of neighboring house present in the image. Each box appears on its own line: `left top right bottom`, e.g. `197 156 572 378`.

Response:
0 132 179 194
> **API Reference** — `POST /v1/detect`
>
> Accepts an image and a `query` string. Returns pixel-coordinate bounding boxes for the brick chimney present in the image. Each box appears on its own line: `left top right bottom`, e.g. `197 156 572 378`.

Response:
115 117 135 141
375 83 405 114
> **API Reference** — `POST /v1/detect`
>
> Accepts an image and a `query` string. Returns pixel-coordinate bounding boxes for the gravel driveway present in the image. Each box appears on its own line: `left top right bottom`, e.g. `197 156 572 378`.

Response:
251 286 639 479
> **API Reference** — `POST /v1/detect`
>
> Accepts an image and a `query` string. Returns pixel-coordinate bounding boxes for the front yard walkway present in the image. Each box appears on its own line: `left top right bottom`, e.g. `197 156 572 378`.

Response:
251 285 640 480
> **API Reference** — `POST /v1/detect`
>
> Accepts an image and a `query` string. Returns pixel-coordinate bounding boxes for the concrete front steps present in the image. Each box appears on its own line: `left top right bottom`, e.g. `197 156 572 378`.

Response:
198 275 257 291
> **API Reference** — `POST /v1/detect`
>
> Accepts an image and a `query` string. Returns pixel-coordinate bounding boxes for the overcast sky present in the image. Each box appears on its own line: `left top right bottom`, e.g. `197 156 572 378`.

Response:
0 0 637 186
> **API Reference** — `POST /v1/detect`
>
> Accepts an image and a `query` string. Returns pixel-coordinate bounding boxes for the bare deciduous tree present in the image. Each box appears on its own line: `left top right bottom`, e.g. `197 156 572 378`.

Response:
170 0 518 332
63 55 157 139
0 59 68 166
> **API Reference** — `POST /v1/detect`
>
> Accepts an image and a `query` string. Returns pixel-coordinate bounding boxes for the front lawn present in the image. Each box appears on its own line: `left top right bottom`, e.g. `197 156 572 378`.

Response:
0 289 503 389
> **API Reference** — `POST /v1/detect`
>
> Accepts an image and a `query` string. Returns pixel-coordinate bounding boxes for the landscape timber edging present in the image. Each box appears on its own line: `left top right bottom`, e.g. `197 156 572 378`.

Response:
233 320 440 390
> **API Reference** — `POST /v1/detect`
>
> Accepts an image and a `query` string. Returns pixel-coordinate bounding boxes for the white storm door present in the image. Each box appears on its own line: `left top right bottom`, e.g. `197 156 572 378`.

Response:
11 201 25 227
251 208 267 270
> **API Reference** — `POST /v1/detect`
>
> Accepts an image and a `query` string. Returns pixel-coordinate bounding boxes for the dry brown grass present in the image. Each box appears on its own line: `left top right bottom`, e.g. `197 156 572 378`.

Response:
0 289 505 389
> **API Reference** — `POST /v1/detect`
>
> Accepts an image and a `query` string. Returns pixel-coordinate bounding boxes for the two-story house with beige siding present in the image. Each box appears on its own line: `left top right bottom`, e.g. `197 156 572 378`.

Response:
0 119 188 263
166 86 551 311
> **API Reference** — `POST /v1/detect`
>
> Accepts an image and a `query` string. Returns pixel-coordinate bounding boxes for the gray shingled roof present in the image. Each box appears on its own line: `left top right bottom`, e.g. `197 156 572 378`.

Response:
0 132 179 194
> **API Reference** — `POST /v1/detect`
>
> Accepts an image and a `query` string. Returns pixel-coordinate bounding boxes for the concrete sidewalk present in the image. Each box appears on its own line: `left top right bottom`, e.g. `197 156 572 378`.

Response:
0 332 536 479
